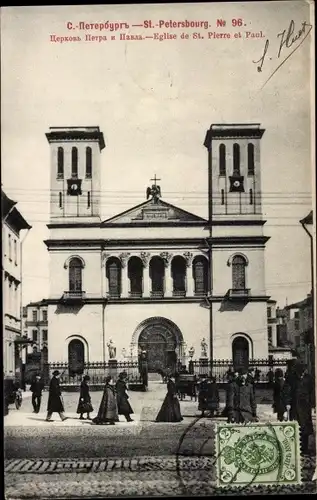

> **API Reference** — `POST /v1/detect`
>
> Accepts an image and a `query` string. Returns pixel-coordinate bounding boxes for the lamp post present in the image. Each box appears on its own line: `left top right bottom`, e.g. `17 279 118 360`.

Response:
299 211 314 374
188 346 195 374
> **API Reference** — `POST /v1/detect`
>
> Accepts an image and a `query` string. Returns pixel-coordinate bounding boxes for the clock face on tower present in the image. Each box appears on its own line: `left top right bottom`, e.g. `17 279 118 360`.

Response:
67 178 82 195
229 175 245 193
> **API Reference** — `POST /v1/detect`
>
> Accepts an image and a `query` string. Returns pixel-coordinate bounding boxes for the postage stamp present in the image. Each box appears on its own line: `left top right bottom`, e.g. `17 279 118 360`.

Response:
215 421 301 488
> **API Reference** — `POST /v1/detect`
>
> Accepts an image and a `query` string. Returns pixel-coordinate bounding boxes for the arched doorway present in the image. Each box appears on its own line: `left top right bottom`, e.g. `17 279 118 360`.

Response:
232 336 249 371
68 339 85 376
136 318 182 373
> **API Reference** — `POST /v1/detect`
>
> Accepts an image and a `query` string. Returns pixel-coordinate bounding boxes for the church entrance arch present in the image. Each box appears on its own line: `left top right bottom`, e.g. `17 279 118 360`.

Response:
68 339 85 376
134 317 183 373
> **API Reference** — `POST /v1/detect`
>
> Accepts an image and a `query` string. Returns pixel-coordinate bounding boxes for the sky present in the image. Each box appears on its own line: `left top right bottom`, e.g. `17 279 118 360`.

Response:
1 1 315 307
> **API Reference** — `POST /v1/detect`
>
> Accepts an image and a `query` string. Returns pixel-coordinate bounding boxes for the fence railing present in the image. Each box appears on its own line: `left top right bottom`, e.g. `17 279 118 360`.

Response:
44 361 142 386
189 358 290 383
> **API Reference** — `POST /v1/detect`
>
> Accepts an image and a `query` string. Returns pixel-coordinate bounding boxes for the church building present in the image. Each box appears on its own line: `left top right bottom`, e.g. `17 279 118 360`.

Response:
44 124 270 374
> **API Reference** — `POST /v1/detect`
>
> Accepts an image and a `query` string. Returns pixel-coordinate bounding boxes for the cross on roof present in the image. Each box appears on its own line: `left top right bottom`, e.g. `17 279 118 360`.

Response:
150 174 161 186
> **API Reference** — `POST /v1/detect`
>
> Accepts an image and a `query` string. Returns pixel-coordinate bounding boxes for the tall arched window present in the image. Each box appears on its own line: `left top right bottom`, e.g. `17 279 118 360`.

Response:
150 257 165 297
193 256 208 295
71 147 78 178
69 257 83 292
128 257 143 298
57 147 64 178
68 339 85 376
233 143 240 174
248 143 255 175
171 256 186 297
106 258 122 298
86 147 92 178
232 255 247 290
219 144 226 176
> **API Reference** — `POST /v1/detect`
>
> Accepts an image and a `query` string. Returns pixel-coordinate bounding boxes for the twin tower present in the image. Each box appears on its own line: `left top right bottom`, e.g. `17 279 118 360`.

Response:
46 124 265 223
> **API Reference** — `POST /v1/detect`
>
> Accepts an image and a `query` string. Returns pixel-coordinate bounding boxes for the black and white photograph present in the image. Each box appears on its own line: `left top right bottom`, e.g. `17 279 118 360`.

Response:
1 1 316 498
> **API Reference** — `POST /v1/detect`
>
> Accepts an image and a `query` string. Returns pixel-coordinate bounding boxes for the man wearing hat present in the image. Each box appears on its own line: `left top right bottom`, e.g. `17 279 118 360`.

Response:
46 370 68 422
227 368 258 423
30 373 44 414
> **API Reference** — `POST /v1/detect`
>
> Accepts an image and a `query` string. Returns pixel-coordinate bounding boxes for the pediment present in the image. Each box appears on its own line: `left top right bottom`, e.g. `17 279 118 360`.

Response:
101 198 207 225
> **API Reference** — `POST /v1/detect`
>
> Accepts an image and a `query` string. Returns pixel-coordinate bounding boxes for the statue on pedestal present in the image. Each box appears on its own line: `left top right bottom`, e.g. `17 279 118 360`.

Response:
107 339 117 360
201 337 208 358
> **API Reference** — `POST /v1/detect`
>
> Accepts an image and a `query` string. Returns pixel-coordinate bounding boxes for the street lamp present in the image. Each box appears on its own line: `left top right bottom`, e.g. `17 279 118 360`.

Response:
189 346 195 360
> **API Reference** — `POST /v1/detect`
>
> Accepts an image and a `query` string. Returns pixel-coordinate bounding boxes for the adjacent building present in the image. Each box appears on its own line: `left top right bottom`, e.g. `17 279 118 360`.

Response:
43 123 272 374
23 300 48 352
2 189 31 380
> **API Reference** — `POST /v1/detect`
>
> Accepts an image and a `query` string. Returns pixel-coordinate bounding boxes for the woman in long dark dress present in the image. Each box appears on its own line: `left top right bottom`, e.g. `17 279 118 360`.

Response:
156 375 183 422
92 376 119 425
115 372 134 422
77 375 93 420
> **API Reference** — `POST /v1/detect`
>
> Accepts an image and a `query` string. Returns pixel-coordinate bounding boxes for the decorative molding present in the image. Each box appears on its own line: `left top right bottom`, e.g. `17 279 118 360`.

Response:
119 252 131 268
140 252 151 267
63 255 86 269
183 251 194 267
159 252 173 267
102 253 111 267
227 253 249 267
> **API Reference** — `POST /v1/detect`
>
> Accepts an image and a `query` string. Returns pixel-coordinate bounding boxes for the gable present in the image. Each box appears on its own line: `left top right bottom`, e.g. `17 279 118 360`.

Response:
101 198 207 226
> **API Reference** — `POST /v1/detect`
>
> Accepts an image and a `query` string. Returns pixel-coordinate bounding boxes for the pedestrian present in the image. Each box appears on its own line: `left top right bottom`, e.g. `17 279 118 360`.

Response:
247 367 256 394
156 373 183 422
30 373 44 414
227 369 258 424
115 371 134 422
139 350 148 390
221 370 239 417
205 375 220 417
92 375 119 425
45 370 68 422
76 375 93 420
267 367 274 388
284 363 315 455
198 376 209 417
272 368 287 422
254 368 261 383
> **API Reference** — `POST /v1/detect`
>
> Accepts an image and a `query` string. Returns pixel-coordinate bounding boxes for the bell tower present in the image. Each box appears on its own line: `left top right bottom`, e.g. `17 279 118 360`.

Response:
46 126 105 223
204 124 265 220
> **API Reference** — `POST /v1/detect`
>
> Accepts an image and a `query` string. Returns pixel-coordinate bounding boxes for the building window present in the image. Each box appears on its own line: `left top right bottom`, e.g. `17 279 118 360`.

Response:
295 320 300 330
86 147 92 178
193 256 208 296
59 192 63 208
42 310 47 322
268 326 273 346
14 239 17 265
247 143 255 175
249 189 253 205
42 330 48 342
32 310 37 322
150 257 165 297
294 311 300 319
221 189 225 205
232 255 247 290
69 257 83 292
8 234 12 261
219 144 226 176
171 256 186 296
32 330 38 342
106 258 122 298
57 147 64 179
267 306 272 318
87 191 91 208
233 143 240 174
71 147 78 178
128 257 143 297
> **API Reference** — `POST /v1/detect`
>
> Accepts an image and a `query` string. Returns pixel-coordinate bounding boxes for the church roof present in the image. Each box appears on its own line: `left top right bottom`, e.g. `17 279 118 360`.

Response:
101 198 207 226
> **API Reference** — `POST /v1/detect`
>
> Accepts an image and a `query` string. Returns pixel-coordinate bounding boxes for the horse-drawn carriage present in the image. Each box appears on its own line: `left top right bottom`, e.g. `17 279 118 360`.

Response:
176 374 198 401
4 378 23 415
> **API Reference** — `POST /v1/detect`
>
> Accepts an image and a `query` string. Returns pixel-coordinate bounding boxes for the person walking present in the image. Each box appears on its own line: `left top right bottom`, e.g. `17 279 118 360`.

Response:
272 368 287 422
156 374 183 422
227 370 258 423
284 363 315 455
76 375 93 420
30 373 44 414
115 371 134 422
92 376 119 425
46 370 68 422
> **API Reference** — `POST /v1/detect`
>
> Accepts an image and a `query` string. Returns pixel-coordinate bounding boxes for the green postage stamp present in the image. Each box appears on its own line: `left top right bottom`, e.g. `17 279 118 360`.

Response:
215 421 301 488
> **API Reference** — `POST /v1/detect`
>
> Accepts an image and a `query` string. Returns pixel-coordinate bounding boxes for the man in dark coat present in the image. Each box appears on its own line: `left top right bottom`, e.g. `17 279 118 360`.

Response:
284 363 315 455
46 370 68 422
115 372 134 422
246 368 256 395
272 368 287 422
139 350 148 389
227 370 258 423
30 373 44 413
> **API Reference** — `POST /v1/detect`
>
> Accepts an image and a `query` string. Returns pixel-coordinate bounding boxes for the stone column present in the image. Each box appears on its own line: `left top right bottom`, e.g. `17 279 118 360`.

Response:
119 253 130 297
160 252 173 297
140 252 151 297
184 252 194 297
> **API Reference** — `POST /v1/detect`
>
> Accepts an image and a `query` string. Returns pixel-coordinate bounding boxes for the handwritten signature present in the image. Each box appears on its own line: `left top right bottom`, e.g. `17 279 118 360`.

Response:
253 20 313 88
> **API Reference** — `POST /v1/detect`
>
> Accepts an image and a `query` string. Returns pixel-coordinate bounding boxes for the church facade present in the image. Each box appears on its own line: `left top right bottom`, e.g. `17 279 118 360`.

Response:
44 124 270 374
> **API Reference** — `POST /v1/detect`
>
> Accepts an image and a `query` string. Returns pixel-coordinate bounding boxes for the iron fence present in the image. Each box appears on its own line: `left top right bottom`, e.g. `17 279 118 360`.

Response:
189 358 290 383
45 361 142 386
